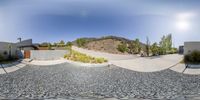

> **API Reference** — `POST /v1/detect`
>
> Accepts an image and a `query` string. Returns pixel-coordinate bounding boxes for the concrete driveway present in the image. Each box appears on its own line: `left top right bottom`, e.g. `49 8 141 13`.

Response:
111 54 183 72
72 46 183 72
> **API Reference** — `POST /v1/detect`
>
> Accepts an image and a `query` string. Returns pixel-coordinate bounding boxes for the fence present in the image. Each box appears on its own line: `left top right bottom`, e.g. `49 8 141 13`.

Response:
30 50 69 60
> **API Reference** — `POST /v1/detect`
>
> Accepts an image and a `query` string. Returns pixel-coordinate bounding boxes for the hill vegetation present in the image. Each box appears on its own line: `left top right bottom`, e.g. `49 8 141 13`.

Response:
39 35 177 56
72 36 146 54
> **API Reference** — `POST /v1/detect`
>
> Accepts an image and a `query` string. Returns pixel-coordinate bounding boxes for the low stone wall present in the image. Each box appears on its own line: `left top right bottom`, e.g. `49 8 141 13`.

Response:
30 50 69 60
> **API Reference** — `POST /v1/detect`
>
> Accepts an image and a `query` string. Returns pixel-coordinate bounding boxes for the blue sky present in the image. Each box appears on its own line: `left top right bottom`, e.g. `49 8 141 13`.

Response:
0 0 200 46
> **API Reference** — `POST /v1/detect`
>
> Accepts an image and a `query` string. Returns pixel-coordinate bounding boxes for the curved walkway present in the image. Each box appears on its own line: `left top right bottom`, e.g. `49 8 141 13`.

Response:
72 46 184 72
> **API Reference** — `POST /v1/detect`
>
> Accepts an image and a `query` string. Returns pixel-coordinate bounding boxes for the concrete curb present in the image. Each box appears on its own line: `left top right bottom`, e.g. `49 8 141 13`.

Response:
64 59 110 67
0 60 26 74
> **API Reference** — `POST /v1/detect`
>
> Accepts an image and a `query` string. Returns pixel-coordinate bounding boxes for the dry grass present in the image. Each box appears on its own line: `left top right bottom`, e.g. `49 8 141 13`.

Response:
64 50 108 64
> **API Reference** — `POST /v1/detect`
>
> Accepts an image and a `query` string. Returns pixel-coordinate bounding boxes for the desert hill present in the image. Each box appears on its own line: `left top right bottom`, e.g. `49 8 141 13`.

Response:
72 36 146 54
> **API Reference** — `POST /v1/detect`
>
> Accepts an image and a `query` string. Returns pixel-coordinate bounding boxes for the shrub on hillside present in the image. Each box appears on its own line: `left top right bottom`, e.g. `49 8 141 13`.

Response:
184 50 200 64
117 44 128 53
76 38 87 47
66 42 73 47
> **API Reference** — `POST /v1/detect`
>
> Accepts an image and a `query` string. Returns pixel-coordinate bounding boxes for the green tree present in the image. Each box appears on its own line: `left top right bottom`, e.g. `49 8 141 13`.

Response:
47 43 52 50
59 40 65 47
53 43 57 47
76 38 87 47
159 36 166 55
150 42 159 56
159 34 173 55
146 37 150 56
117 43 128 53
40 42 49 47
166 34 172 51
129 39 141 54
135 38 141 54
66 42 73 47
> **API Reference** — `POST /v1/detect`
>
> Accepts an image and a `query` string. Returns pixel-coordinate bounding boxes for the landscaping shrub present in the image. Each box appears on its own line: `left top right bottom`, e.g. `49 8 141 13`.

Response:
0 54 4 62
117 44 128 53
184 50 200 64
64 50 107 64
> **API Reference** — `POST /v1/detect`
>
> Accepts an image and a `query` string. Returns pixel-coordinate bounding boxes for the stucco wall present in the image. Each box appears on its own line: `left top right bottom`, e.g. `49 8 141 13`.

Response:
0 42 18 59
30 50 69 60
184 42 200 55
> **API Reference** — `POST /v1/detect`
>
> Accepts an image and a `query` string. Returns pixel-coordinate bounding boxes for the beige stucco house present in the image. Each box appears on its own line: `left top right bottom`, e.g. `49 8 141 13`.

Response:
0 39 37 59
184 42 200 55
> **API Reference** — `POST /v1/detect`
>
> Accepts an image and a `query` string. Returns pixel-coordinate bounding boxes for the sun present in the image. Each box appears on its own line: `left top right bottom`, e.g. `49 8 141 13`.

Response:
175 13 195 31
176 20 189 31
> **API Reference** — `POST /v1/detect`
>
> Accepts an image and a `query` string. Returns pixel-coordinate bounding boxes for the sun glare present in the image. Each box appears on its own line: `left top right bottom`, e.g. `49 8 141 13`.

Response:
176 20 189 31
175 12 195 31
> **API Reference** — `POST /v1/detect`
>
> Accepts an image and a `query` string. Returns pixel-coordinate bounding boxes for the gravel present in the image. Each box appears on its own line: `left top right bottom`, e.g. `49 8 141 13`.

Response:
0 63 200 99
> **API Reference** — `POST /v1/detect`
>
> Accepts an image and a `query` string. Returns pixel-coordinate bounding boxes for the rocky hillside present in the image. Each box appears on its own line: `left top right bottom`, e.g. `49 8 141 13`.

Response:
72 36 146 54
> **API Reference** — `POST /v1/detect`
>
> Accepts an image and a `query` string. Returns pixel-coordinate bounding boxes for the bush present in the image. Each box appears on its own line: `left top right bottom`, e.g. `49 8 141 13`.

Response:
76 38 87 47
64 50 107 64
117 44 128 53
66 42 73 47
184 50 200 64
166 48 178 54
0 54 4 62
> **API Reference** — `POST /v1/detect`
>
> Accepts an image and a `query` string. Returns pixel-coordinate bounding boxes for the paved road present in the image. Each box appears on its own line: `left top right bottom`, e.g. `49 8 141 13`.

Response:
0 63 200 99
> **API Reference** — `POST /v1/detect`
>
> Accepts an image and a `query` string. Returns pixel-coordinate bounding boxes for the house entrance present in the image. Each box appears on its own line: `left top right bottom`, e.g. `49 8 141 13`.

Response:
24 50 30 58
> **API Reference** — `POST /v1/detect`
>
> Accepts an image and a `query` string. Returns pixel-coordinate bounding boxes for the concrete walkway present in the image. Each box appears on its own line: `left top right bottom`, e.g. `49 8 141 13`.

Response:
72 47 200 74
170 63 200 75
111 54 183 72
72 46 183 72
0 60 26 74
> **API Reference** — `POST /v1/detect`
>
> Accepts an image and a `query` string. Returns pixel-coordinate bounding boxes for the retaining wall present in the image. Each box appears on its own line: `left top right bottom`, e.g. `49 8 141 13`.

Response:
30 50 69 60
